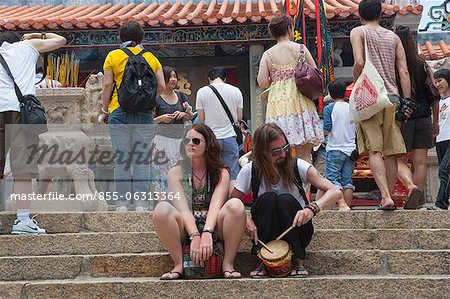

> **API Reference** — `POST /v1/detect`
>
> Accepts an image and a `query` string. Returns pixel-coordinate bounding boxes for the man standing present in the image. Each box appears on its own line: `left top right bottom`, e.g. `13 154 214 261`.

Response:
350 0 411 210
196 67 243 184
99 21 165 212
0 31 66 234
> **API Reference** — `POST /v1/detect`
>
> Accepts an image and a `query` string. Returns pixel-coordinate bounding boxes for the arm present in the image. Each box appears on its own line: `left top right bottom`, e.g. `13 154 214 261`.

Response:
350 28 365 82
155 68 166 97
432 101 439 137
395 36 411 99
99 70 114 124
236 107 243 123
257 52 271 89
24 32 66 53
197 109 205 123
322 104 333 136
304 47 318 68
293 167 341 226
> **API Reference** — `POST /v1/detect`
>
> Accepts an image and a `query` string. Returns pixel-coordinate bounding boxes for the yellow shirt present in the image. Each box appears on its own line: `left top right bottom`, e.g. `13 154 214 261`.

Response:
103 47 162 113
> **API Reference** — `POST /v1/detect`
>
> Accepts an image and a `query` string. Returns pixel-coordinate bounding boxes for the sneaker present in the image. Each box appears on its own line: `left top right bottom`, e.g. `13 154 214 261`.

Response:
115 206 128 212
427 206 447 211
11 216 46 235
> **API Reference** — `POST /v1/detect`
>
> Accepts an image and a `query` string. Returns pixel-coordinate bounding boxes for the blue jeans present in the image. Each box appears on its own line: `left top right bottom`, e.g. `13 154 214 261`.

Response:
325 150 355 190
108 107 154 207
436 140 450 209
217 136 239 180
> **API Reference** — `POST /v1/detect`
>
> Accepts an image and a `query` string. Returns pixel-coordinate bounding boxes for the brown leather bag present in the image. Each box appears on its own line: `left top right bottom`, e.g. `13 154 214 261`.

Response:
294 45 324 100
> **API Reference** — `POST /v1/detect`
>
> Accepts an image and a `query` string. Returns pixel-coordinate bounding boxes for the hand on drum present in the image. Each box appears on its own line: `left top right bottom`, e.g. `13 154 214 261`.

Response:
245 215 258 244
293 209 314 227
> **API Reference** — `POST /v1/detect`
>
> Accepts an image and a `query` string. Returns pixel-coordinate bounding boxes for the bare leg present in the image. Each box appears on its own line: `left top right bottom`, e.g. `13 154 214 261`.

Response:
14 175 32 210
228 180 235 198
153 201 185 279
343 188 353 207
385 155 399 194
368 150 394 207
411 149 428 190
397 155 415 190
215 198 246 278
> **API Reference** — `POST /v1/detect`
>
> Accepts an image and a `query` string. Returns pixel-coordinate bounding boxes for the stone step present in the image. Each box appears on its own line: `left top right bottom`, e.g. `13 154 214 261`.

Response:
0 229 449 257
1 276 449 299
1 210 449 234
0 250 449 281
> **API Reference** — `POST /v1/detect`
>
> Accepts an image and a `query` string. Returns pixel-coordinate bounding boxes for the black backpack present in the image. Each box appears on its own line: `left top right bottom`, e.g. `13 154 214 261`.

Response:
250 158 308 205
117 48 157 112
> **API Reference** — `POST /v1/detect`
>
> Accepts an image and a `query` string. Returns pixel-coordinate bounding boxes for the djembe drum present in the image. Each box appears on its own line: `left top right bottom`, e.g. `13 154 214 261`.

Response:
257 240 293 278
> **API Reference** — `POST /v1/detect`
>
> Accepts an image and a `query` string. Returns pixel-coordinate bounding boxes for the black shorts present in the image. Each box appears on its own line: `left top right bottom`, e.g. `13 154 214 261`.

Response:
401 116 434 152
0 111 39 178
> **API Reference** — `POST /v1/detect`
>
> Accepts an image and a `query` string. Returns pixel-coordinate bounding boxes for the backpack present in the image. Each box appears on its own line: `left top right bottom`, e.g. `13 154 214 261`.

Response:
250 158 308 206
117 48 157 112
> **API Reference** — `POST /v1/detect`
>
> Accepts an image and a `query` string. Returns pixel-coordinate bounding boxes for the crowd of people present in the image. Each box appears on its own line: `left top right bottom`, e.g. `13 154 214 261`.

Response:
0 0 448 281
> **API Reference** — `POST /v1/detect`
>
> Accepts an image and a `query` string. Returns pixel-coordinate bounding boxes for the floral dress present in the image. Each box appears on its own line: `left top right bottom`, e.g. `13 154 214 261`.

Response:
265 46 324 146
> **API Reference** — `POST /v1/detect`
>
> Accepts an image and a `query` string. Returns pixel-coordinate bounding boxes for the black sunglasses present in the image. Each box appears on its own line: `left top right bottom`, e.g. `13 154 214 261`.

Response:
183 137 203 145
271 143 290 157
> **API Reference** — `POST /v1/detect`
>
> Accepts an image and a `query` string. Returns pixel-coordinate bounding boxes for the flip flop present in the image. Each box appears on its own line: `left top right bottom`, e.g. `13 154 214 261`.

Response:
223 270 241 279
160 270 183 280
250 264 269 279
289 265 308 278
377 204 397 211
403 188 423 210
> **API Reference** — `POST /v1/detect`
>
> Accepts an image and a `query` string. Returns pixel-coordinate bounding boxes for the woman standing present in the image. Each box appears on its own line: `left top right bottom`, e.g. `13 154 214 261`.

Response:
394 26 439 209
154 124 246 279
257 15 324 163
152 66 193 192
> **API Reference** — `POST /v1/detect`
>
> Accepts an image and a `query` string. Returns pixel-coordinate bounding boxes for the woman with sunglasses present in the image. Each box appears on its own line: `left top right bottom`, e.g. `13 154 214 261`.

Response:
230 123 340 278
151 66 193 193
153 124 246 280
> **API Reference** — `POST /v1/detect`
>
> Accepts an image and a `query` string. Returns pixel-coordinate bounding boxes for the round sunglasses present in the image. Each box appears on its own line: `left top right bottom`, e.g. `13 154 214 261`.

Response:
183 137 204 145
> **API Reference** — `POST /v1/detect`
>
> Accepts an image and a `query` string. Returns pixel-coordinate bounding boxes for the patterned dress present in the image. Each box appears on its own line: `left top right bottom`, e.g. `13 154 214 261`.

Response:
265 46 324 146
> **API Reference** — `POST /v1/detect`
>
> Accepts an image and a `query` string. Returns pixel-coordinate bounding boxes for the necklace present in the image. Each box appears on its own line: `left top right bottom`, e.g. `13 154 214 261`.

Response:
192 170 207 182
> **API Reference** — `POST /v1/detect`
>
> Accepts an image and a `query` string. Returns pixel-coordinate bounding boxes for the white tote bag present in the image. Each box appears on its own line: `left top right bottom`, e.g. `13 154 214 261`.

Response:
349 31 392 123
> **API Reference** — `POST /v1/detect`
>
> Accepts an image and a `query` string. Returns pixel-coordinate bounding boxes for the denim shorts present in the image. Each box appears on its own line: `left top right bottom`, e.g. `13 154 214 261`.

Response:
217 136 239 180
325 150 355 190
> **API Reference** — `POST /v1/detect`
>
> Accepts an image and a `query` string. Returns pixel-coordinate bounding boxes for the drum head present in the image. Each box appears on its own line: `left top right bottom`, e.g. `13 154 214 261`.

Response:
260 240 290 260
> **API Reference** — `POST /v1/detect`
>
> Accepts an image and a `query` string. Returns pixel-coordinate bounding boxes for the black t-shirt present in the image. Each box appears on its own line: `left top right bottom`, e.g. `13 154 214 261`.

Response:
410 59 431 119
155 90 188 138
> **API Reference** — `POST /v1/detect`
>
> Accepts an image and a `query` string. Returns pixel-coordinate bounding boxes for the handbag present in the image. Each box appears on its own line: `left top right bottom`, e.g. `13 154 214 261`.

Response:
182 238 224 279
422 62 440 106
349 31 393 123
294 45 324 100
208 85 243 145
0 53 48 136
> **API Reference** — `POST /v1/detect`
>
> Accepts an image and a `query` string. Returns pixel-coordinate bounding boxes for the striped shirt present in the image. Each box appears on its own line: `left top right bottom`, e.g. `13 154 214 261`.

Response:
364 27 399 95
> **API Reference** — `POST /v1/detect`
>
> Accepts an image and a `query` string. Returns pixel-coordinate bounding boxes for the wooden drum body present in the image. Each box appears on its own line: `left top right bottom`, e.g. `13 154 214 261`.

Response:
257 240 293 278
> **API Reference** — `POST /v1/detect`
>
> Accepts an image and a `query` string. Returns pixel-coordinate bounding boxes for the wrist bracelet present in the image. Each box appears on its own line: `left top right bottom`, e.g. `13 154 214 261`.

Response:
202 228 214 234
189 231 201 240
101 108 108 114
305 205 317 216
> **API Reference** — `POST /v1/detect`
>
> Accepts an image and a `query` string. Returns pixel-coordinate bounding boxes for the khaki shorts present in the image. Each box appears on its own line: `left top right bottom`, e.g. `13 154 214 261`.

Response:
356 105 406 157
0 111 39 178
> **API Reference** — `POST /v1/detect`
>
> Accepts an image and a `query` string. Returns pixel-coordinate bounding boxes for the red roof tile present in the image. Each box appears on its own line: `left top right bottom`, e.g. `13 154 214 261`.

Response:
0 0 423 30
419 40 450 61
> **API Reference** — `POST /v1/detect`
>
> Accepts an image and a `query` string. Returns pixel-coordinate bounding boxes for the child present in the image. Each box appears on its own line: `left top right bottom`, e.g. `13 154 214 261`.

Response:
429 69 450 210
323 81 356 211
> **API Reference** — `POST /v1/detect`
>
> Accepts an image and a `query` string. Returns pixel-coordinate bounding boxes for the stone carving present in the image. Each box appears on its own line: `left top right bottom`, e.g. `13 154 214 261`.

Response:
333 48 343 67
82 73 103 131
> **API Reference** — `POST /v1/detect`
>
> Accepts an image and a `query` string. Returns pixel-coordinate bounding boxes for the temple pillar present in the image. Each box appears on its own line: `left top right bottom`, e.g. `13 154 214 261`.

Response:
249 44 265 134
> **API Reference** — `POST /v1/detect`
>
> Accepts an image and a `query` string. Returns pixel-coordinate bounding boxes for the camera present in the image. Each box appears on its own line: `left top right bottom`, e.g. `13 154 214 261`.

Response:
395 98 419 122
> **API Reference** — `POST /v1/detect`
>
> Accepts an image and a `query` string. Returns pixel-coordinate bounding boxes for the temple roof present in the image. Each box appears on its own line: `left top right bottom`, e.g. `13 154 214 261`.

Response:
0 0 423 30
419 40 450 61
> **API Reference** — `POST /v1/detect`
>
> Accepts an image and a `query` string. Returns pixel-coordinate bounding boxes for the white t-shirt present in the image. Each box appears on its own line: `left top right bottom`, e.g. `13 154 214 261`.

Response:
437 95 450 143
234 159 312 208
323 101 356 156
195 82 244 139
0 41 39 112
